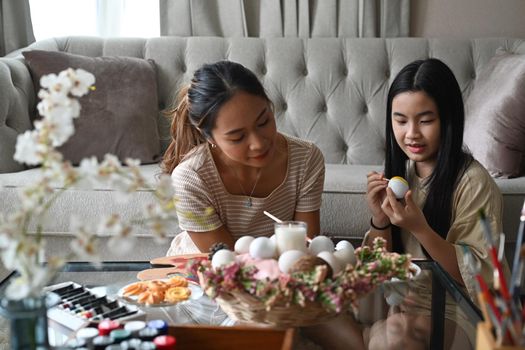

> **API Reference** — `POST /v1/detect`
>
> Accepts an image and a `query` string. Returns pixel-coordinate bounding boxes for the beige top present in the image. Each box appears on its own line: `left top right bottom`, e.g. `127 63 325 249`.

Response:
171 133 325 239
402 159 507 343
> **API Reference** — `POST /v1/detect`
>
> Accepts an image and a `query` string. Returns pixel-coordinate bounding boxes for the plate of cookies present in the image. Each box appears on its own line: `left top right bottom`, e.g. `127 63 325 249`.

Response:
118 276 204 307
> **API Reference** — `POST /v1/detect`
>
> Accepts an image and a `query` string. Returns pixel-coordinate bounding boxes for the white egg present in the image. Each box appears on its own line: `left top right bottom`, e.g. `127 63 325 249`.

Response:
249 236 277 259
278 250 306 274
269 234 276 245
317 251 342 276
388 176 409 199
333 247 356 267
309 236 335 255
335 240 353 251
211 249 236 270
234 236 254 254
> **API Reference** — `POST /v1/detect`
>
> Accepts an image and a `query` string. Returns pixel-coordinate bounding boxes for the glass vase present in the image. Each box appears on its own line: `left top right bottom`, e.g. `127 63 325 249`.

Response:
0 292 60 349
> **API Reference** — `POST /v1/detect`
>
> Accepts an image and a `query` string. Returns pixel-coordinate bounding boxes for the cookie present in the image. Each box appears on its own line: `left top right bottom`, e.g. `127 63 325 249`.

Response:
164 287 191 303
167 276 188 288
123 282 147 296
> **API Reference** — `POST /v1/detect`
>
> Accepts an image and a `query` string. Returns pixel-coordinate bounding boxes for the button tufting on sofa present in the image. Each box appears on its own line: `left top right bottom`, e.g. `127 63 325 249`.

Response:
0 36 523 265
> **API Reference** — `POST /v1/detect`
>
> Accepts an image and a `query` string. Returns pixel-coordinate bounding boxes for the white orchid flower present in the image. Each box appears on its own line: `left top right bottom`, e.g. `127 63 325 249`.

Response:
63 68 95 97
107 227 135 256
69 216 101 266
156 174 176 199
13 130 43 165
5 277 32 300
40 73 72 97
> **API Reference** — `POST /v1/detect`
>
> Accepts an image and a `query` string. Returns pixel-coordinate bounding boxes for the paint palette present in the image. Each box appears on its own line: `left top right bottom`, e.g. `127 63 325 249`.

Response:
136 253 208 281
44 282 146 332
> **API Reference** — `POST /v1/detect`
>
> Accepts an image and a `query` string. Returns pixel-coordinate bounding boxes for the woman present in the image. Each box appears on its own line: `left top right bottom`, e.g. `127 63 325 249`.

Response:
161 61 325 255
364 58 508 349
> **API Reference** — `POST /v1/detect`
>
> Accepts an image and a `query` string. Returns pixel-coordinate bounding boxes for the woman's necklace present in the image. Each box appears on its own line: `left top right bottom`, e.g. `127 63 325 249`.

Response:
227 165 263 208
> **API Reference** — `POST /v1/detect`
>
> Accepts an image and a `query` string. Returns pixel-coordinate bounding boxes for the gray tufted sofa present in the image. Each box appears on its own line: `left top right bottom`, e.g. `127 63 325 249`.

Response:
1 37 525 273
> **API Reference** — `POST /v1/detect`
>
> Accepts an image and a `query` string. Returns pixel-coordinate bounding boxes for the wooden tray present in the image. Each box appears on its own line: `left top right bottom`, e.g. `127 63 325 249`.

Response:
168 324 295 350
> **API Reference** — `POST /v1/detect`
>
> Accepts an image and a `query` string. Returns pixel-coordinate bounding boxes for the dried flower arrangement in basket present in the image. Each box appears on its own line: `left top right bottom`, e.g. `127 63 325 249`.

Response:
188 237 416 327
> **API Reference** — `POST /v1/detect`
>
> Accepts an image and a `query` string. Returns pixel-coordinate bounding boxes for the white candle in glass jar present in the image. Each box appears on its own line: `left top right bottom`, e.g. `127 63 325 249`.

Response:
274 221 307 254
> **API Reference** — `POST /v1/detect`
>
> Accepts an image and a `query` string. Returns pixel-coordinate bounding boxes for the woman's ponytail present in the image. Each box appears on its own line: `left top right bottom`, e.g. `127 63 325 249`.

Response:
161 86 206 174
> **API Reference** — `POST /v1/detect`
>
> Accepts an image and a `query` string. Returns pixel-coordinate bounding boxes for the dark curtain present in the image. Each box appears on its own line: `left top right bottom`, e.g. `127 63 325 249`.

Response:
0 0 35 56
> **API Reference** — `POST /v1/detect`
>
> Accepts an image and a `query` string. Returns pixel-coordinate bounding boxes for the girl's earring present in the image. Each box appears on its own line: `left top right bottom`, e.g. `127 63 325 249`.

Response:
211 143 217 149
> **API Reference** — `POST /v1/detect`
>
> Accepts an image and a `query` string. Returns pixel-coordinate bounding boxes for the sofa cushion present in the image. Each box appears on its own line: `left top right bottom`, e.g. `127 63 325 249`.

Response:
464 49 525 178
22 50 162 165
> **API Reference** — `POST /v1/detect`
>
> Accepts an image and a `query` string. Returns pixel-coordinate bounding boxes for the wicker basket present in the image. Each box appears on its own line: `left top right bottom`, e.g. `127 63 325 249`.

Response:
194 238 413 328
212 289 350 328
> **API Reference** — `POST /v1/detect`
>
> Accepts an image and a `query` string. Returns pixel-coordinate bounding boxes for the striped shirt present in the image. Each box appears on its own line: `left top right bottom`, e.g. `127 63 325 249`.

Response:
171 134 325 239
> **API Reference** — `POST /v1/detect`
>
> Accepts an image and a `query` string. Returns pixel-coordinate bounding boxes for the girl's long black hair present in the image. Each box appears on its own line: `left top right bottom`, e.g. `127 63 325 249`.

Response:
385 58 473 253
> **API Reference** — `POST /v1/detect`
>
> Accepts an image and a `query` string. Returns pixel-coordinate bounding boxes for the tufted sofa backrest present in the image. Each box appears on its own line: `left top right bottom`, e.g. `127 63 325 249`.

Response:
1 36 524 173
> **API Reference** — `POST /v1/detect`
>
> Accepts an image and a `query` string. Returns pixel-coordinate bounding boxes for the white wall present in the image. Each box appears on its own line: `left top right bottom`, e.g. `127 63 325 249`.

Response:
411 0 525 38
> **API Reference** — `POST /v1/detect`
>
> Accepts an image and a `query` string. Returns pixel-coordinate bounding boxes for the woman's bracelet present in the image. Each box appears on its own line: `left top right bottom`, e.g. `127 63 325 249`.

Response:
370 217 391 230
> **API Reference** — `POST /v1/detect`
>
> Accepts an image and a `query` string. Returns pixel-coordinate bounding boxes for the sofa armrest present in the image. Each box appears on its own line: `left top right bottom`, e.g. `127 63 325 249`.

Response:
0 58 35 173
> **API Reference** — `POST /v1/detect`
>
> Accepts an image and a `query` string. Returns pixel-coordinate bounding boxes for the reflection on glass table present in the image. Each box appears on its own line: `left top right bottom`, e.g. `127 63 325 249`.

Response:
0 260 483 349
0 261 233 347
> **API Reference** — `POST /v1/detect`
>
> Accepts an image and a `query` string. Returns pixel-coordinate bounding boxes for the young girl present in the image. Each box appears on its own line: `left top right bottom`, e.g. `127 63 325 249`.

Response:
364 58 508 349
161 61 325 255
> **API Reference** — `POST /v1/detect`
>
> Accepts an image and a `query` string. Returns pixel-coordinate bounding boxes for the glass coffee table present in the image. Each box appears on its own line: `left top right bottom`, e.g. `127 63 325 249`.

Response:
0 260 482 349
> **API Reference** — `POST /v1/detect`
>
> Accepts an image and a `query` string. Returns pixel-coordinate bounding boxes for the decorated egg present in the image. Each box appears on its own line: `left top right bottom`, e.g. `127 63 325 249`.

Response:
249 236 276 259
234 236 254 254
278 250 306 274
309 236 335 255
388 176 409 199
317 251 342 276
335 240 353 251
333 247 356 267
211 249 236 270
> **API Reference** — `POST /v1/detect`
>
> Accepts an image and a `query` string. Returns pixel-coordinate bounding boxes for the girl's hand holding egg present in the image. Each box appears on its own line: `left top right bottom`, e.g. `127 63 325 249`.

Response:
387 176 409 199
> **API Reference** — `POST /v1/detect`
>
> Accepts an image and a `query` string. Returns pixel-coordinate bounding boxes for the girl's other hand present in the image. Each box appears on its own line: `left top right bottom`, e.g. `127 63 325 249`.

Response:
381 188 429 234
366 171 390 227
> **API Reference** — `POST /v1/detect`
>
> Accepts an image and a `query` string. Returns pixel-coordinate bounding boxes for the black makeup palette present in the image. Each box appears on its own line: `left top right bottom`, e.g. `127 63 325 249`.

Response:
45 281 146 333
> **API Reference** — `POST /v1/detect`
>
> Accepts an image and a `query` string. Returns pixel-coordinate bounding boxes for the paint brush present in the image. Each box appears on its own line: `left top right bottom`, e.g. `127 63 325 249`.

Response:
462 245 502 321
479 209 511 301
511 200 525 301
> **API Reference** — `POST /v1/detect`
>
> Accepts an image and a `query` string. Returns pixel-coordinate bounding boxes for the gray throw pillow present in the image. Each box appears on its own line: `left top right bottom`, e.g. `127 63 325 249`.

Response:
22 50 161 165
464 49 525 178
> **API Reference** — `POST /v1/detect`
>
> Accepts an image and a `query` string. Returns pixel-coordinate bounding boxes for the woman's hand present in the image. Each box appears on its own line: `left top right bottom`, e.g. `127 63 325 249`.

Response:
366 171 390 227
381 188 429 234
